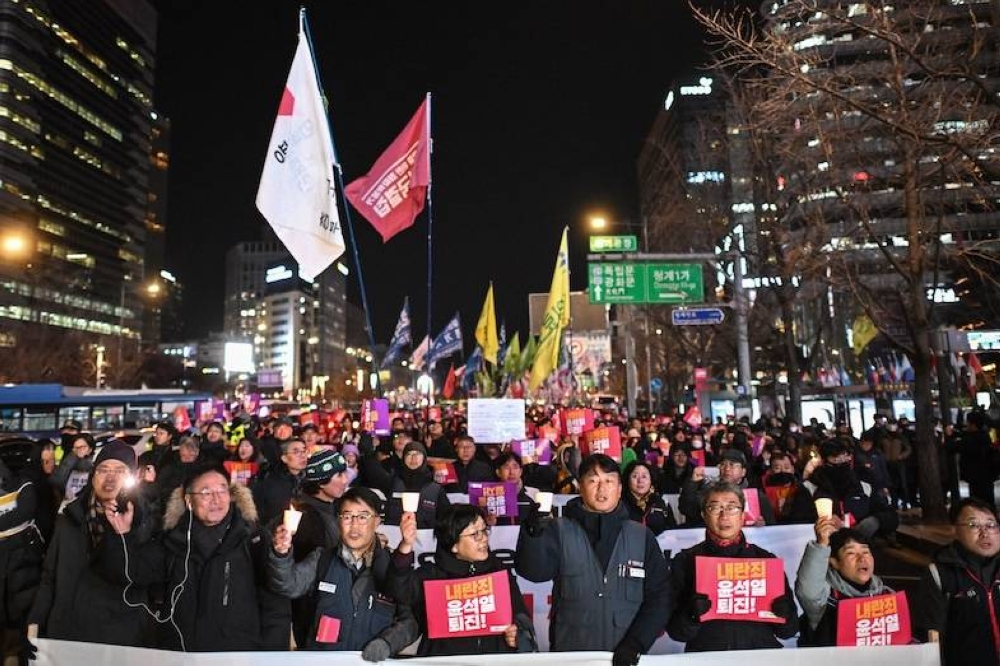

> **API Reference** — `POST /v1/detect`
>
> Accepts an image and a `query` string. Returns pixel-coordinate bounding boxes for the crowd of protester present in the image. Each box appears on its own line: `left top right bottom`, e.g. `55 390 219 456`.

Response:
0 403 998 665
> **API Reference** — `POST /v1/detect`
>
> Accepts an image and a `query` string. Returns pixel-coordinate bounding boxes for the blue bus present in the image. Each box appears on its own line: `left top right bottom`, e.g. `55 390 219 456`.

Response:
0 383 213 437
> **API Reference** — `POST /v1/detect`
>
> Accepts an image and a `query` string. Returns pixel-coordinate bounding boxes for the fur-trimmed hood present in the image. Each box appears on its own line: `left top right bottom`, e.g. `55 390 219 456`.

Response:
163 481 258 530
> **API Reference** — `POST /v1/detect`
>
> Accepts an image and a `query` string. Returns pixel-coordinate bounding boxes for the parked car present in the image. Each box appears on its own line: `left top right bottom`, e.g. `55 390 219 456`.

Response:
0 433 39 475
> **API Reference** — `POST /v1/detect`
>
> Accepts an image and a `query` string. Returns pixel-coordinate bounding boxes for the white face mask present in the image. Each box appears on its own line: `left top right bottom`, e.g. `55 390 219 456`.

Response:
691 439 704 449
887 425 898 432
789 426 799 433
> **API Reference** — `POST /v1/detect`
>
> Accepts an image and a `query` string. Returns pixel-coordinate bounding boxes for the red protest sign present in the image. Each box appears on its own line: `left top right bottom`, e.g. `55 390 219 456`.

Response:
560 408 594 437
580 426 622 461
428 406 442 423
315 615 341 643
538 425 560 445
428 458 458 485
836 591 911 647
223 461 259 487
743 491 762 526
695 556 785 624
424 570 512 639
689 449 706 467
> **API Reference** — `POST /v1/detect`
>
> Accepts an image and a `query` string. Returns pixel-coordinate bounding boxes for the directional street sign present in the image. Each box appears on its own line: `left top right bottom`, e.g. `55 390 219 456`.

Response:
671 307 725 326
589 235 638 253
588 262 704 305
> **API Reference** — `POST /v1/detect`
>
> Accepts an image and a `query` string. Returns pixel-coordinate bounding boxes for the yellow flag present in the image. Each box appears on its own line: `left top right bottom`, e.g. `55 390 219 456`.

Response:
852 314 877 355
529 228 571 390
475 282 499 364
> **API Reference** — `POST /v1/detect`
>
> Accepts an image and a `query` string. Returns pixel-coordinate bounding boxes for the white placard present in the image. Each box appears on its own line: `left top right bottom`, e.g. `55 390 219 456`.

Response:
467 398 526 443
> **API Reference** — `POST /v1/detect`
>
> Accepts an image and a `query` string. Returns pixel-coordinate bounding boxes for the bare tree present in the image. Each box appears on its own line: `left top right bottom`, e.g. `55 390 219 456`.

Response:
692 0 1000 521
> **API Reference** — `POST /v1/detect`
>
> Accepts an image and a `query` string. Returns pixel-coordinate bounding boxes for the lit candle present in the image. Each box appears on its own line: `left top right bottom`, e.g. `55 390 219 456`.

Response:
283 504 303 534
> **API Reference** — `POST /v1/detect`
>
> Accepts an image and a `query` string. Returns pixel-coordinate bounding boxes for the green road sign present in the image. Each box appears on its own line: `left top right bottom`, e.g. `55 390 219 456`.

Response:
589 235 638 253
587 262 704 304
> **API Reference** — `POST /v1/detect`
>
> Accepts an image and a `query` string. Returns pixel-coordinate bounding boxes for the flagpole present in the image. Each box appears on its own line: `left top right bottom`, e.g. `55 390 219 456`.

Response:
424 92 434 382
301 8 382 396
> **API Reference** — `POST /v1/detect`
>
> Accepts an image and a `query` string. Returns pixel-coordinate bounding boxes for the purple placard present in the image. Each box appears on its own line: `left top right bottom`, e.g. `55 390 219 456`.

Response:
468 481 520 518
510 438 553 466
362 398 391 436
212 399 226 421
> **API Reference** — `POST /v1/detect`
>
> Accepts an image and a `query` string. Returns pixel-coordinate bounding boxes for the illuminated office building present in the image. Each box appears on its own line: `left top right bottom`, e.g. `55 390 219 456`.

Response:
0 0 160 346
224 241 348 396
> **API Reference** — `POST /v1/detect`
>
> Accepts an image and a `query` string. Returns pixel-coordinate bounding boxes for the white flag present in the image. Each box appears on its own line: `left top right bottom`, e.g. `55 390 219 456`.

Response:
256 21 344 281
409 335 431 371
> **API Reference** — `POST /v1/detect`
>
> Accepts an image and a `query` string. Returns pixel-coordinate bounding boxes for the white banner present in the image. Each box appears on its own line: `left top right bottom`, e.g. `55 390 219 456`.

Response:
467 398 526 443
37 639 941 666
379 522 815 653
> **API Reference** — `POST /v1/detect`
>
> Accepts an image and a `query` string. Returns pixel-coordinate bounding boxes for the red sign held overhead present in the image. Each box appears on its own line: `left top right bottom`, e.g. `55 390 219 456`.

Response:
560 408 594 437
580 426 623 462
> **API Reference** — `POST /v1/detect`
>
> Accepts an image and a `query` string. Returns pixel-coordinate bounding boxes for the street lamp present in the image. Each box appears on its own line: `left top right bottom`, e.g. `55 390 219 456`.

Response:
1 232 29 257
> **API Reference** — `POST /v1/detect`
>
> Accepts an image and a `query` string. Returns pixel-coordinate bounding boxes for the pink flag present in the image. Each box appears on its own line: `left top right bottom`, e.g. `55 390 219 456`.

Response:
345 96 431 242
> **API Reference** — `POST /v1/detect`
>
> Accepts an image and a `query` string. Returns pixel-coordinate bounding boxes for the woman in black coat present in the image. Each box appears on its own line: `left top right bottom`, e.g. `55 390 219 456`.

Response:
388 504 537 656
623 460 674 535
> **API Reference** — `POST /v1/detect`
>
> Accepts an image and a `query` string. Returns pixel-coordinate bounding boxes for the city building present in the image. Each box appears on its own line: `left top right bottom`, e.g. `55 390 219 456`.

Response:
223 241 348 397
0 0 162 345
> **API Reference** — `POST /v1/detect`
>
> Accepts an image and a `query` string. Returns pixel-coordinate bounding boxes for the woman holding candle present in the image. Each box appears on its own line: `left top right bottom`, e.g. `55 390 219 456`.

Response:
388 504 537 656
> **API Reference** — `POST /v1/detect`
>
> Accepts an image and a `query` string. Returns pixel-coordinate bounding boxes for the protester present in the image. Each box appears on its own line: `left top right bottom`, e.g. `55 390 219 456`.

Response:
622 460 673 535
49 432 95 508
367 441 451 528
268 487 418 657
341 443 361 485
787 439 899 542
444 434 493 493
957 410 998 508
260 416 296 467
199 421 230 466
0 458 44 665
516 453 672 664
110 463 289 651
658 444 694 495
760 451 801 523
390 504 537 655
148 421 179 470
679 449 775 527
915 497 1000 666
251 437 309 527
795 519 895 646
852 433 891 499
28 441 155 647
667 481 798 651
490 452 538 526
155 434 202 504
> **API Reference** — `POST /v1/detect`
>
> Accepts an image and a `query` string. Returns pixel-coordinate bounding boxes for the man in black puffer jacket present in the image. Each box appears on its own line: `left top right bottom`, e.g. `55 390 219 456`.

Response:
668 480 798 651
110 463 289 651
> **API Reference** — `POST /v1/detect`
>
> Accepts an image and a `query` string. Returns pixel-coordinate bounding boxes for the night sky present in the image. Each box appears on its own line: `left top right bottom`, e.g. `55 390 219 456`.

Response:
152 1 736 349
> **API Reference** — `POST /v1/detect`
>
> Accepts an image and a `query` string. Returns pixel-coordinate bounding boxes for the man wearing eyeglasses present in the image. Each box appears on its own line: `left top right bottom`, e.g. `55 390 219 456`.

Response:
268 487 418 659
667 480 798 651
915 497 1000 666
252 437 310 526
516 453 672 666
107 463 290 651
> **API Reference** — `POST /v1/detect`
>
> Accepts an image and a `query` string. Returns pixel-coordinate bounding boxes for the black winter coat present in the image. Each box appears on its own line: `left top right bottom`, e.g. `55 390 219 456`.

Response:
124 483 290 651
28 486 155 646
915 542 1000 666
387 547 536 656
668 533 799 652
0 471 44 627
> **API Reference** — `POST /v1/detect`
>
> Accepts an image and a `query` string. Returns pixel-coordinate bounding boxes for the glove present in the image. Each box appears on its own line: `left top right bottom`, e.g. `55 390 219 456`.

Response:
611 637 642 666
522 501 551 537
18 634 37 664
770 595 795 620
690 593 712 621
361 637 392 663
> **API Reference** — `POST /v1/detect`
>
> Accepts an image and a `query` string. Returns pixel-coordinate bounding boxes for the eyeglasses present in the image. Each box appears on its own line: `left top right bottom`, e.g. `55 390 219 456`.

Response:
704 504 743 517
459 527 491 541
286 447 308 456
187 488 229 500
957 520 1000 533
338 512 374 524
